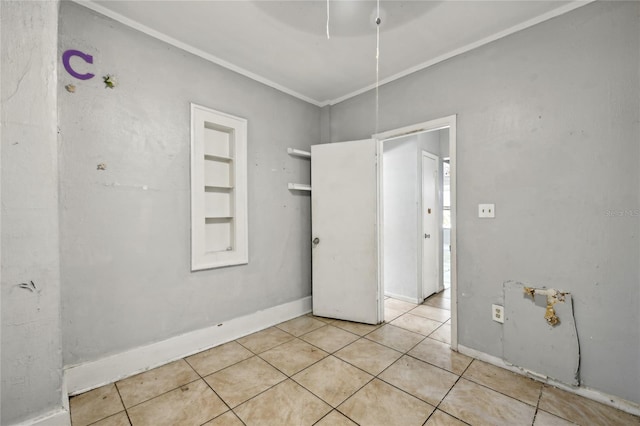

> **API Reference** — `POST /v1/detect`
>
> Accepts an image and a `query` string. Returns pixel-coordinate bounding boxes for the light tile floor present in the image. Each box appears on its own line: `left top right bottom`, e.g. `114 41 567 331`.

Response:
70 291 639 426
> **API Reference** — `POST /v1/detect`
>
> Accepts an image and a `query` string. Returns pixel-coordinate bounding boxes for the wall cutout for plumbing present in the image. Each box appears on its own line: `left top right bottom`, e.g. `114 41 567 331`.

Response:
503 281 580 386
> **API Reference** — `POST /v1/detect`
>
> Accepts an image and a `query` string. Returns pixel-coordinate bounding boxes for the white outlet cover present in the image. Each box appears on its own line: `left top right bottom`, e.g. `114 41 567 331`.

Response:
492 304 505 323
479 203 495 218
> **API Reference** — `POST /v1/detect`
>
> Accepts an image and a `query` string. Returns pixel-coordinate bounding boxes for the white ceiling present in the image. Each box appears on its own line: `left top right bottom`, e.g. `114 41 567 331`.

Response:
84 0 590 106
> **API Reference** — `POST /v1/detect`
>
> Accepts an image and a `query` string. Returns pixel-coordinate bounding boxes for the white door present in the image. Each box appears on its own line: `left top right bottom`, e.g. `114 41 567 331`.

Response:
422 152 440 299
311 139 382 324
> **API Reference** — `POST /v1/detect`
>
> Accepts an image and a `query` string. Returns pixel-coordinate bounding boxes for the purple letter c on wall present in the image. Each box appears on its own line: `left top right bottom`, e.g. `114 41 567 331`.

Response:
62 49 95 80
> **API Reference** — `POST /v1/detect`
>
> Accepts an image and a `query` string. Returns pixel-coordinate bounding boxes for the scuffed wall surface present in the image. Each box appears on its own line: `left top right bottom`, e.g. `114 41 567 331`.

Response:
330 1 640 404
503 281 580 386
58 2 319 366
1 1 64 424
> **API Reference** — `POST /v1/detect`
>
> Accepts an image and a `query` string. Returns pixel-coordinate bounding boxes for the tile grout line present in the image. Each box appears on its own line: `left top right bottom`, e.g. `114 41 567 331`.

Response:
235 324 342 405
180 354 245 425
530 383 545 426
224 324 361 424
112 381 134 426
456 373 542 415
426 356 475 425
363 325 428 353
235 326 298 354
377 340 467 425
256 338 329 376
274 328 378 424
328 320 452 426
121 376 204 411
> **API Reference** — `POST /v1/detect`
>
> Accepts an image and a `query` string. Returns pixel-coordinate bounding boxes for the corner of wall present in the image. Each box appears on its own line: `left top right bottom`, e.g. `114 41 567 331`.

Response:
1 0 64 424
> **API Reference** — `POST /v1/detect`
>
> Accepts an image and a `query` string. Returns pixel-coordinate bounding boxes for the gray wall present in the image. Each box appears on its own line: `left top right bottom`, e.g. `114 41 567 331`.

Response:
383 137 419 300
58 2 319 366
330 1 640 404
1 1 64 424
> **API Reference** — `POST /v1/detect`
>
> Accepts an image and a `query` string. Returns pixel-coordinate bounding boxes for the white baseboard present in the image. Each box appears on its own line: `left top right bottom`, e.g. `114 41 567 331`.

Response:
65 296 312 396
10 408 71 426
384 292 421 305
457 344 640 417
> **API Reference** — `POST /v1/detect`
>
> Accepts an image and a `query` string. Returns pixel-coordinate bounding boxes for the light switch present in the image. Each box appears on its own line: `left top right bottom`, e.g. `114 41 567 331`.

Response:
478 203 495 218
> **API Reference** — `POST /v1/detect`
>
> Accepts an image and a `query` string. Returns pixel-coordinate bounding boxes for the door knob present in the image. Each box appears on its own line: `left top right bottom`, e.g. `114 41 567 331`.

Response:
312 237 320 245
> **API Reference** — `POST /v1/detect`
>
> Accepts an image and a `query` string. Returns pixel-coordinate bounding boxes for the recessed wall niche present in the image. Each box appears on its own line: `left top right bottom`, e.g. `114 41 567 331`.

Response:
190 103 248 270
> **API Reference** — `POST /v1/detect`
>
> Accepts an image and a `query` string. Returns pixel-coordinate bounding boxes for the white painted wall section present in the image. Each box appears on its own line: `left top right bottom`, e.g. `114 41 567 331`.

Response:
1 1 68 424
383 137 420 302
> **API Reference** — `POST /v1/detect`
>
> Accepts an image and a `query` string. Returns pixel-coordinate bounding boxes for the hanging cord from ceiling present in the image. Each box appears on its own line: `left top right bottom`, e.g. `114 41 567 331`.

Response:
325 0 381 134
326 0 330 39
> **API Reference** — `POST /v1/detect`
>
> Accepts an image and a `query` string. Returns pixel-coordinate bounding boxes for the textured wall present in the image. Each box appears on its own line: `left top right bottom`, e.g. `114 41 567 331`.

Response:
1 1 64 424
58 2 319 366
330 1 640 404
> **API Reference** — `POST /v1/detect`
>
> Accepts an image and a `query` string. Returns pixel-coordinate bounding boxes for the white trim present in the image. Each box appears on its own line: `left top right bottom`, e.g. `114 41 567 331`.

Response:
328 0 595 106
448 117 458 351
65 296 312 396
73 0 322 107
61 374 70 412
458 345 640 417
384 292 421 305
73 0 592 108
10 409 70 426
373 117 453 142
375 115 457 350
376 140 385 323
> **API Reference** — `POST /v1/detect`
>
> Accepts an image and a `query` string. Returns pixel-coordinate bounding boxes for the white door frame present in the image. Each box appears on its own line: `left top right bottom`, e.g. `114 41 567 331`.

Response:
374 115 458 350
421 151 440 300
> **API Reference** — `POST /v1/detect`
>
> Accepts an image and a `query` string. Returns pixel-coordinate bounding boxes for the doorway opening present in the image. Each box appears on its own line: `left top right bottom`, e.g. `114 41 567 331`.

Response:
375 115 457 349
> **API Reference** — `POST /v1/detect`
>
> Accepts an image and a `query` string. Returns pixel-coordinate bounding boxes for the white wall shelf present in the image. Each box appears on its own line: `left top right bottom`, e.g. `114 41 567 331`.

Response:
288 183 312 191
204 153 233 162
287 147 311 192
287 148 311 158
204 185 234 190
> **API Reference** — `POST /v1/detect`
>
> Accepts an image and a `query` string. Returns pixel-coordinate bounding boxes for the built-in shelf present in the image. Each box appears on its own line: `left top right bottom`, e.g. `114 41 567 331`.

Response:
204 185 234 190
204 153 233 162
191 103 248 270
287 148 311 158
288 183 311 191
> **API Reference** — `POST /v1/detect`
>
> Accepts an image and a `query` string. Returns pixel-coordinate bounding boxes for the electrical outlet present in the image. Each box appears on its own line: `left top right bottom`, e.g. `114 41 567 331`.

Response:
492 304 504 323
478 203 495 218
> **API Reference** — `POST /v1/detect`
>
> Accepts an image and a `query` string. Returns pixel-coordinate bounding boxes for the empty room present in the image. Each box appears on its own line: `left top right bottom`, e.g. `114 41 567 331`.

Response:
1 1 639 425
